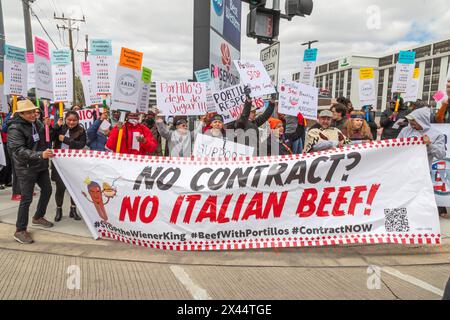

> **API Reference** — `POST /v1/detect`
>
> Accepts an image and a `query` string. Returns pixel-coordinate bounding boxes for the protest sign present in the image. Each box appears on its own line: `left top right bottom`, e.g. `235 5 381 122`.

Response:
138 67 152 114
3 44 27 97
112 47 144 112
34 37 54 100
89 39 115 95
233 60 276 98
51 49 73 103
358 68 377 107
80 62 102 107
0 72 6 113
26 53 36 90
0 139 5 168
403 68 420 103
299 48 318 87
392 51 416 94
260 42 280 86
193 134 254 159
73 108 105 131
52 139 441 251
195 68 212 83
431 124 450 206
156 81 208 116
279 80 318 120
212 84 264 124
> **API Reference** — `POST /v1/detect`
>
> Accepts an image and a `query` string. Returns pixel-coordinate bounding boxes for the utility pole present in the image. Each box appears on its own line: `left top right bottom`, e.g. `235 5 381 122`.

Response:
22 0 35 53
54 13 85 105
0 0 5 76
77 34 89 62
302 40 319 49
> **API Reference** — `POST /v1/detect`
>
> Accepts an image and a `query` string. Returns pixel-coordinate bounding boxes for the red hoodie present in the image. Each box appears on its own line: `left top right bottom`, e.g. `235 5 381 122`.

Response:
106 122 157 155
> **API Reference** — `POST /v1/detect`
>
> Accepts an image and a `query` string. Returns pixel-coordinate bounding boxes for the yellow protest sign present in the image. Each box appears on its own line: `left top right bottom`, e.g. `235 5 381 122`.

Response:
413 68 420 79
360 68 374 80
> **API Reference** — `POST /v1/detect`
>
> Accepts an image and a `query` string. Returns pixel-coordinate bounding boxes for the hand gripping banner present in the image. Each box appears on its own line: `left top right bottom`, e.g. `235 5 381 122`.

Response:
52 138 441 251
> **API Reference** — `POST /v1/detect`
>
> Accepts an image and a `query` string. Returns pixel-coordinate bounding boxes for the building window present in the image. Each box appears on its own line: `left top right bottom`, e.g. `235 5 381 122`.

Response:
377 70 385 110
319 65 328 74
414 45 432 59
379 55 393 67
433 40 450 55
387 67 395 99
346 71 352 98
329 61 339 71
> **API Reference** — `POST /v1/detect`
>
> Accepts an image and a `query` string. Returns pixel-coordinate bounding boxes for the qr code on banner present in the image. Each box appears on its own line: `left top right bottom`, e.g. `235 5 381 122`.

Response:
385 208 410 232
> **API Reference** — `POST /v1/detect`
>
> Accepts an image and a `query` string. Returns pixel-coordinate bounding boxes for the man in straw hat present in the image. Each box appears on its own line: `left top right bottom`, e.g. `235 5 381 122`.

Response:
7 99 55 244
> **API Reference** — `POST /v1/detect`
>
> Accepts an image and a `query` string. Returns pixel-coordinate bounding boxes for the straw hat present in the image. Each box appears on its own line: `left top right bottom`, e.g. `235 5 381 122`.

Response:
17 100 38 113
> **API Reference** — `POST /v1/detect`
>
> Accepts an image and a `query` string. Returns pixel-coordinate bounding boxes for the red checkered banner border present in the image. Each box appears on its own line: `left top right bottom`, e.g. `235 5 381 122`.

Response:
52 138 442 251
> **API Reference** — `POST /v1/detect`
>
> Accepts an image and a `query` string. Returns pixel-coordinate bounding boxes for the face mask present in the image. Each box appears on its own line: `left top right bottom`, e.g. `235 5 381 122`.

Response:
128 119 139 126
145 118 155 127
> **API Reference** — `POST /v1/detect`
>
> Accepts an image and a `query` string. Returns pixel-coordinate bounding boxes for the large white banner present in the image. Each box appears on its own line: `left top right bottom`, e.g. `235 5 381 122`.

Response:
3 44 28 97
52 139 441 251
193 134 254 159
234 60 276 98
156 81 208 116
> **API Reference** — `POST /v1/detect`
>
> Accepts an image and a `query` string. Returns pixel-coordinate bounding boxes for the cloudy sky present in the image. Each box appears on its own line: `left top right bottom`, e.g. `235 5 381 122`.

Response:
3 0 450 81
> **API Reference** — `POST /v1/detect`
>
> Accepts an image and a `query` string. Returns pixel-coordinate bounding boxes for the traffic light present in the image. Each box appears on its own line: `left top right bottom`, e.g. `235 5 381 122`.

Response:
241 0 267 9
246 7 280 45
285 0 314 18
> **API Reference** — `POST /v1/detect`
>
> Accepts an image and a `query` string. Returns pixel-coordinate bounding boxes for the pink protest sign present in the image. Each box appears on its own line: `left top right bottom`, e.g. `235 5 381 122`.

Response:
214 65 219 79
433 91 445 103
26 52 34 64
34 37 50 60
81 61 91 76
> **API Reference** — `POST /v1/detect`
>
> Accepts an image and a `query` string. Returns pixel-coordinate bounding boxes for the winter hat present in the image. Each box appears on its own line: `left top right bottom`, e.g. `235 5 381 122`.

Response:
210 114 224 123
268 117 283 130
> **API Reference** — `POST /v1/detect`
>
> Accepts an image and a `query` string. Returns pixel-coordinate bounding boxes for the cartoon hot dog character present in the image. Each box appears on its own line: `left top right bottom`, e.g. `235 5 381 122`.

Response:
82 177 113 221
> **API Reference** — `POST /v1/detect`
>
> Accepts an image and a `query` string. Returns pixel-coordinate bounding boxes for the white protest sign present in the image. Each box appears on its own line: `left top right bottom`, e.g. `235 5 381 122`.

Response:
403 68 421 103
205 81 217 113
51 49 73 103
358 68 377 107
233 60 276 98
34 37 54 100
193 134 254 159
156 81 208 116
89 39 115 95
0 139 6 168
392 51 416 94
212 84 265 124
3 44 27 97
260 42 280 86
81 61 102 107
26 53 36 91
137 67 152 114
299 48 318 87
279 81 318 120
112 47 144 112
73 108 105 131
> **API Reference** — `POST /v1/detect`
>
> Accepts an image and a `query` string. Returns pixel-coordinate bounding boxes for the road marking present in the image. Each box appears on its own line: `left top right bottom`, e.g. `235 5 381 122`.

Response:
383 267 444 297
170 265 212 300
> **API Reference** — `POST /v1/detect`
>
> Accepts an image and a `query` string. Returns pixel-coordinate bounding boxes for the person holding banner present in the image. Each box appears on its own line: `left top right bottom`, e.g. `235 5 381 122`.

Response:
381 94 410 140
304 110 350 153
106 113 157 156
7 100 55 244
342 112 374 144
51 111 87 222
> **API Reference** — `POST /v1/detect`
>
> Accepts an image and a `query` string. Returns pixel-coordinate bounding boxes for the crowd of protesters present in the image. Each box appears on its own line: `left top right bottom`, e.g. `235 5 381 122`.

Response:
1 80 450 244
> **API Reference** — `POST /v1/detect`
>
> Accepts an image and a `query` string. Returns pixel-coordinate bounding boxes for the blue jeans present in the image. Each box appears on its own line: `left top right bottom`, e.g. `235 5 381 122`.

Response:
291 139 303 154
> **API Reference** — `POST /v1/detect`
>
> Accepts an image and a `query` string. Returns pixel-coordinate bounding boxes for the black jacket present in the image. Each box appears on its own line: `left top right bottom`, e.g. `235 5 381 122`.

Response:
264 135 292 156
7 114 51 177
52 124 86 150
380 107 410 140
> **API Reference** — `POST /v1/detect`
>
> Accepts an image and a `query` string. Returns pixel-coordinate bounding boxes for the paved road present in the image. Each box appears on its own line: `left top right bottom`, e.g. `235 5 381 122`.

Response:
0 189 449 300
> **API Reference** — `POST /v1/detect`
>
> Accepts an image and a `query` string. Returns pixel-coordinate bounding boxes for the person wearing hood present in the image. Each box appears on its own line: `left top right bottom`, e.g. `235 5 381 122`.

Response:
398 107 445 167
156 114 203 157
381 94 410 140
106 113 157 156
87 110 111 152
399 107 447 219
7 100 55 244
